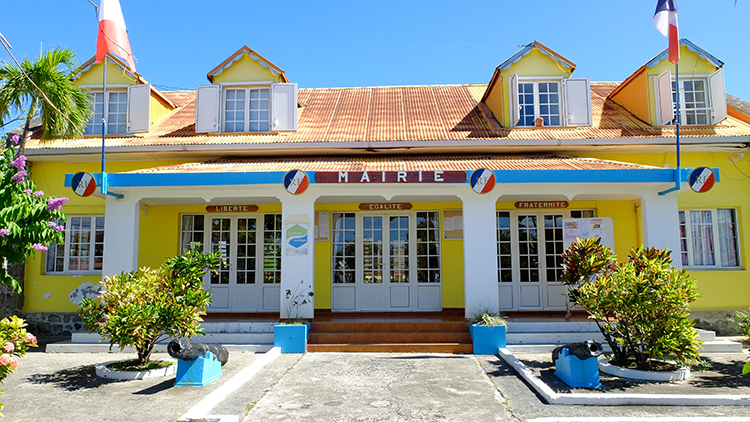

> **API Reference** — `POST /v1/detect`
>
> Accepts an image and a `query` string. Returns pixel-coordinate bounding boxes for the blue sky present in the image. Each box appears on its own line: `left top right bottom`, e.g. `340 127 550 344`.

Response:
1 1 748 99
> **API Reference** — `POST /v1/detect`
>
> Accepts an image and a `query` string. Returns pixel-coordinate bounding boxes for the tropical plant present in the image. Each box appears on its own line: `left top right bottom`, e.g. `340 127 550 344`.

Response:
561 242 702 371
468 307 507 326
282 280 314 323
0 135 67 291
79 248 221 367
0 315 37 416
0 46 91 155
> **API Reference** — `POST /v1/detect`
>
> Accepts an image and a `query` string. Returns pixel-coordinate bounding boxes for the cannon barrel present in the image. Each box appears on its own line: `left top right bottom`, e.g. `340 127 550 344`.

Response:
167 339 229 366
552 340 603 362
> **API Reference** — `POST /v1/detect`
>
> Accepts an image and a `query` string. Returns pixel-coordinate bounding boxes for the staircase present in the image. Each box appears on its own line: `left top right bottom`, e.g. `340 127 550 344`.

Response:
307 310 472 353
504 321 743 353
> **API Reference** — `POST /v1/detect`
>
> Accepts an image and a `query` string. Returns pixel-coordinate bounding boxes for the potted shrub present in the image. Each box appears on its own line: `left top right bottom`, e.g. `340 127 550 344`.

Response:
468 309 507 355
79 247 221 373
274 280 314 353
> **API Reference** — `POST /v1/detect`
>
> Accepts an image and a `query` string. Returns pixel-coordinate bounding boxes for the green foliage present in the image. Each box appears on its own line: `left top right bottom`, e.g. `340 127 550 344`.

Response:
282 280 314 323
79 248 221 366
468 307 507 326
107 359 175 372
0 140 67 292
0 316 38 416
732 309 750 339
562 242 702 371
560 237 616 297
0 47 91 154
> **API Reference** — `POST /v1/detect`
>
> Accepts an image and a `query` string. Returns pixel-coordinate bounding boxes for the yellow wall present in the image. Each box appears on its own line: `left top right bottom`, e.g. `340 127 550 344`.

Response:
583 151 750 311
609 69 650 124
212 54 282 84
485 48 573 127
76 61 137 86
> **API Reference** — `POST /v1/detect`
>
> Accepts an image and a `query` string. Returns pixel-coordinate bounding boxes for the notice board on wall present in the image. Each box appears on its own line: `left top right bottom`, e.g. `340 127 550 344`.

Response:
562 217 615 252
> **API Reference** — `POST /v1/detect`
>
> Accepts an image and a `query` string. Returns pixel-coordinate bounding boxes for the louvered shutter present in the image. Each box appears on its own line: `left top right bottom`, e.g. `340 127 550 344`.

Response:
272 83 298 131
509 72 519 127
126 84 150 134
563 78 592 126
195 85 221 133
708 68 728 124
655 69 674 126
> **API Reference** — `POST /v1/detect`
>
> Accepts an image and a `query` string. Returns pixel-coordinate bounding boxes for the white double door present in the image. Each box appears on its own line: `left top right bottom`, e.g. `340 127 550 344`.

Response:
497 212 568 311
331 212 442 312
203 215 281 313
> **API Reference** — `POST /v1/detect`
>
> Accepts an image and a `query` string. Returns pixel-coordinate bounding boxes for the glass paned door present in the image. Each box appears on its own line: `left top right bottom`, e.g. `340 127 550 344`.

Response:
202 215 270 312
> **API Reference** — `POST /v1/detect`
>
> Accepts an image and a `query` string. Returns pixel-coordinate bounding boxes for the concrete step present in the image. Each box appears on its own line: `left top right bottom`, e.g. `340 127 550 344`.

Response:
310 332 471 344
201 322 276 334
307 343 473 353
310 321 468 334
506 338 742 354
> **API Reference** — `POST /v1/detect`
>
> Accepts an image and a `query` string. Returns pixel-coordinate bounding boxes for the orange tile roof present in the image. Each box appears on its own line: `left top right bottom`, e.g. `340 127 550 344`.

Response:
23 83 750 151
128 154 657 174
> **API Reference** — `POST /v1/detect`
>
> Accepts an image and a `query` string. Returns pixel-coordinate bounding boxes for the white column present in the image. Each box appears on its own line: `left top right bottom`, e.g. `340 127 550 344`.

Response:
640 192 682 268
459 193 499 318
280 194 316 319
102 194 141 277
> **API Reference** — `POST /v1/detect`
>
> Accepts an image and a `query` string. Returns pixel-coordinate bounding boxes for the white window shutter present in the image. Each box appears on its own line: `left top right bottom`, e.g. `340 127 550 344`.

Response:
709 68 728 124
655 69 674 126
272 83 298 131
196 85 221 133
126 84 150 134
509 71 519 127
563 78 592 126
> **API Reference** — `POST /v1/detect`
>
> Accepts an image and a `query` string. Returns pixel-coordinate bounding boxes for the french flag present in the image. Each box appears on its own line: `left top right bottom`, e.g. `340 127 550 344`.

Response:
96 0 136 73
653 0 679 64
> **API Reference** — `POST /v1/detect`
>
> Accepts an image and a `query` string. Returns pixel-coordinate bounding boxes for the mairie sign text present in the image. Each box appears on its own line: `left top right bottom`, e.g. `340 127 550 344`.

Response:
315 170 467 183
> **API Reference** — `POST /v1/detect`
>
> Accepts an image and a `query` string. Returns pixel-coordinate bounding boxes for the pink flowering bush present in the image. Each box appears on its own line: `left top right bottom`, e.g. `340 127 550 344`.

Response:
0 315 37 415
0 137 67 291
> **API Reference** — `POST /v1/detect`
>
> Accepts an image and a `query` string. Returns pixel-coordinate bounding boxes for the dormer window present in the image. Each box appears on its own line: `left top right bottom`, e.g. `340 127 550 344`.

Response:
517 81 561 127
654 67 727 127
224 87 270 132
672 79 709 125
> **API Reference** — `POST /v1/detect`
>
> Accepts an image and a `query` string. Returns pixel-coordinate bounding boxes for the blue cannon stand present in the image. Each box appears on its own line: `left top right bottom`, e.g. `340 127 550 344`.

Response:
553 347 602 388
174 351 223 387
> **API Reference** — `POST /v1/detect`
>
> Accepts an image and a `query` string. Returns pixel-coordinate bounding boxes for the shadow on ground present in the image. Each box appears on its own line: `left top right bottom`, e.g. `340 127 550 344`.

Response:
27 364 127 391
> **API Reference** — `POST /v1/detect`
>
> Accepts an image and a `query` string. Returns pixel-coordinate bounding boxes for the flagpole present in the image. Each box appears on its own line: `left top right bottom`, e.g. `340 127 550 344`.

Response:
675 61 681 187
101 55 108 195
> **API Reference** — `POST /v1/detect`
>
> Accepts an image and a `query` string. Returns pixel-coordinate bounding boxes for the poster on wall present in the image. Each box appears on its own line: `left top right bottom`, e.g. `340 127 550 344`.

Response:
562 217 615 252
286 223 309 255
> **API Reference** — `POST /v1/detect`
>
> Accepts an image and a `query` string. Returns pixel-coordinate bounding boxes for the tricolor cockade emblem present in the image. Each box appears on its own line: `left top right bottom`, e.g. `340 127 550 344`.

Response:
284 170 309 195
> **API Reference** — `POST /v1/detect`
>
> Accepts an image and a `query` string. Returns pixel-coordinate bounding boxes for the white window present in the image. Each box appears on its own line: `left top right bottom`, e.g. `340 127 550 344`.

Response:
509 72 592 128
517 81 561 127
678 209 740 268
83 84 151 135
85 92 126 135
655 68 727 126
224 87 270 132
46 216 105 273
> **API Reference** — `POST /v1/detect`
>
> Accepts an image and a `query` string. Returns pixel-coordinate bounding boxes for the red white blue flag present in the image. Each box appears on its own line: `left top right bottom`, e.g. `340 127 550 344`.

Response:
96 0 136 73
653 0 679 64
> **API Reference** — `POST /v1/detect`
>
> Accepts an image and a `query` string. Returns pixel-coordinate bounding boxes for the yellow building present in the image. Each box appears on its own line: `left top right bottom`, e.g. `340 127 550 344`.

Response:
19 40 750 342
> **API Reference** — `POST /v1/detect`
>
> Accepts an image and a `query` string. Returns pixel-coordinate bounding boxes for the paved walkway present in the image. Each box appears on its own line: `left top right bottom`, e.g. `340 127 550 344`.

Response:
4 349 750 421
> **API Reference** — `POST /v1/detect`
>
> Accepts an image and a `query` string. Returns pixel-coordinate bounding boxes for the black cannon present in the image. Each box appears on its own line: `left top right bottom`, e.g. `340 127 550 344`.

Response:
167 339 229 366
552 340 603 362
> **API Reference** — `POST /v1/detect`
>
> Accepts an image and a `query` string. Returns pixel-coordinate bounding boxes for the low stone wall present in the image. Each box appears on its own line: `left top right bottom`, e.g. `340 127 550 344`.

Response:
690 310 743 336
21 313 85 336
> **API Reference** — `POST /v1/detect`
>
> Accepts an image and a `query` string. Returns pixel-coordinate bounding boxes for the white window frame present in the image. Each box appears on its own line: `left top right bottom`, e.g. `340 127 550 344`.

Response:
678 208 741 269
654 68 727 126
515 78 564 127
221 84 271 133
46 216 105 274
672 78 711 126
84 90 128 135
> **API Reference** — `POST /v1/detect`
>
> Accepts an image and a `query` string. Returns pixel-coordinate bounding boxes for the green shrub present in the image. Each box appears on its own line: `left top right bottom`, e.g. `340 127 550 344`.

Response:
0 315 37 416
79 248 221 366
562 242 702 371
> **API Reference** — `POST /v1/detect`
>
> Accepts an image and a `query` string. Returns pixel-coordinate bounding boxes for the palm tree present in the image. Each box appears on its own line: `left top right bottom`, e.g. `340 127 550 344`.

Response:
0 47 91 155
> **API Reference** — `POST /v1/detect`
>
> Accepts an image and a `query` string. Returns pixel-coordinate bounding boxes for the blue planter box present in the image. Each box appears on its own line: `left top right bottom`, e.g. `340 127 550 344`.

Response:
553 347 602 388
470 324 506 355
174 351 223 387
274 324 309 353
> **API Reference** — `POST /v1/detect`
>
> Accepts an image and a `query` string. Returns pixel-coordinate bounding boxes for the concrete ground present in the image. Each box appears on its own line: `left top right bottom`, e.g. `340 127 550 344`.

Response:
3 347 750 422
